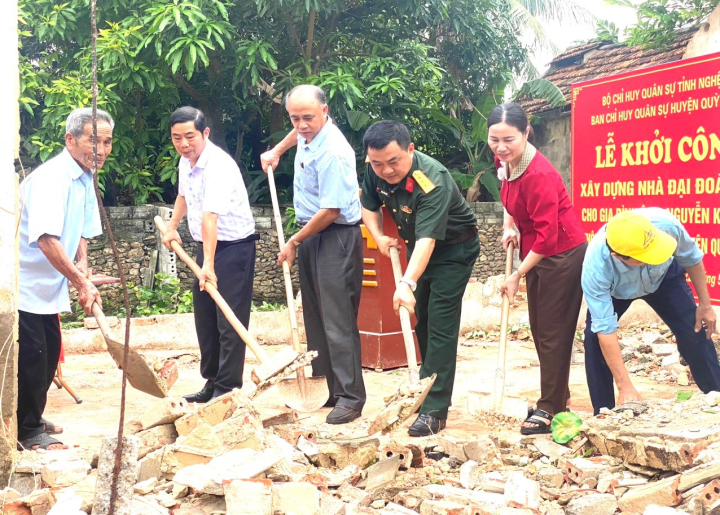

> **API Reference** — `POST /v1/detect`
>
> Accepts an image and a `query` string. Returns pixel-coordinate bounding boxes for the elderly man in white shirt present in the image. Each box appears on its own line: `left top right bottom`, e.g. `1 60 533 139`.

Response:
162 106 257 403
17 107 113 450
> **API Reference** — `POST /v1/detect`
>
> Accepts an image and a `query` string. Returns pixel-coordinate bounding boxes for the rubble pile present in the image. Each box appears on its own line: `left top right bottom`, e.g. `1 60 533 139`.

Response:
7 391 720 514
617 328 696 387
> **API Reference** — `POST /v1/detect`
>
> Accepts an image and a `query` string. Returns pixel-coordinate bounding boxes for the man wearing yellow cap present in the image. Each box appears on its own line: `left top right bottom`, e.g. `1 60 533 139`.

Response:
582 207 720 414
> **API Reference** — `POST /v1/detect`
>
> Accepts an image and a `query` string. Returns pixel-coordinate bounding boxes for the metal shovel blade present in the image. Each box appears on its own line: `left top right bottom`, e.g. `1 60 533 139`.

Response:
275 375 330 413
104 336 168 398
92 303 167 398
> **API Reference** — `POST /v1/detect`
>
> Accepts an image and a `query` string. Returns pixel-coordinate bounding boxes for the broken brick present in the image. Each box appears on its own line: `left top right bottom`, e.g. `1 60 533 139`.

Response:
224 478 273 515
317 438 379 470
380 443 413 470
565 458 609 485
136 424 178 459
503 471 540 511
618 475 682 513
174 390 256 436
699 479 720 506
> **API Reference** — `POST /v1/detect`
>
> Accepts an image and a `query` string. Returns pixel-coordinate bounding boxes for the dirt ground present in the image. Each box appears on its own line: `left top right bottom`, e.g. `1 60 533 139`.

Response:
42 334 681 450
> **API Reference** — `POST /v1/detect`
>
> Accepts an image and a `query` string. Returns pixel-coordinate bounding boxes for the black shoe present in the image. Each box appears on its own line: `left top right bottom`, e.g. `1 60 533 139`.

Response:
183 381 214 403
326 405 361 424
211 388 231 399
408 414 446 437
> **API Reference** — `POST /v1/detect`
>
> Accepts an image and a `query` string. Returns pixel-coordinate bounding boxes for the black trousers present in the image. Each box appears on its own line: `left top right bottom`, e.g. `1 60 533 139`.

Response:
584 259 720 414
297 224 366 411
193 239 256 393
17 310 62 440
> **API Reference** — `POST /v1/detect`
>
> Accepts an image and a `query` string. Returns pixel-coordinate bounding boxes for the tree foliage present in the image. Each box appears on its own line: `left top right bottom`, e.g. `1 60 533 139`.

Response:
19 0 530 205
598 0 720 48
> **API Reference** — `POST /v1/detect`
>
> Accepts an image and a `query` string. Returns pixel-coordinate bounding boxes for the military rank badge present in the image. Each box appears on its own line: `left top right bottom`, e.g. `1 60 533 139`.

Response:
412 170 436 193
401 205 413 214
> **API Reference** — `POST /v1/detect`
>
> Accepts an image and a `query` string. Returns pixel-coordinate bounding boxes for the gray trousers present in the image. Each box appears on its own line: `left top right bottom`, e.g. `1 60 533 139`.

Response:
297 224 366 410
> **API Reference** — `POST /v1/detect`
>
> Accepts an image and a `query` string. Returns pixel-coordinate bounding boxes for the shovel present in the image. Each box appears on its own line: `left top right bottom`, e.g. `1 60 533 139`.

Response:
368 246 436 435
154 217 310 387
493 242 515 412
266 166 330 412
91 302 170 398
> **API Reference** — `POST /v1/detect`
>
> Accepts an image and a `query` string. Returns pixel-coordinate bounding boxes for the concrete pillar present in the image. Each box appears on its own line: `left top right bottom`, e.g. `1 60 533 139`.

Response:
0 0 20 488
684 4 720 59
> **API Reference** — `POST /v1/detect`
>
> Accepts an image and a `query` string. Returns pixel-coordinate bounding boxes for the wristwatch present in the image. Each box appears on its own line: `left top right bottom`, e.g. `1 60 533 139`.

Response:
514 270 526 279
399 277 417 291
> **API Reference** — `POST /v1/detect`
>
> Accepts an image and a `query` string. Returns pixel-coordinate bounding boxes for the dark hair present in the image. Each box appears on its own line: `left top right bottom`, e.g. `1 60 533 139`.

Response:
487 102 534 143
363 120 412 153
169 106 207 133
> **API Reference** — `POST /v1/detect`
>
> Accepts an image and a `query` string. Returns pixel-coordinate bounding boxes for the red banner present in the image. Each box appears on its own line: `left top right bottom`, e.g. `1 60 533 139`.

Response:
571 52 720 304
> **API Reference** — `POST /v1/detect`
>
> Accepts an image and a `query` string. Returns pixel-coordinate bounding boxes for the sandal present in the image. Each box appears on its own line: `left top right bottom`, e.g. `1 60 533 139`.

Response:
520 408 553 435
18 432 65 451
40 417 63 435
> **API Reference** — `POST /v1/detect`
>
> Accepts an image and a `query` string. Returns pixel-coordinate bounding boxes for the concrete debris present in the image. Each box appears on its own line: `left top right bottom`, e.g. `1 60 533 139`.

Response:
92 436 140 515
317 438 380 470
28 360 720 515
40 458 90 488
564 493 617 515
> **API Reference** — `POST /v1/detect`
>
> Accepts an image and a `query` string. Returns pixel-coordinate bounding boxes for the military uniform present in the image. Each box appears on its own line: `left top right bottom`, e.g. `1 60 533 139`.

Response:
361 150 479 418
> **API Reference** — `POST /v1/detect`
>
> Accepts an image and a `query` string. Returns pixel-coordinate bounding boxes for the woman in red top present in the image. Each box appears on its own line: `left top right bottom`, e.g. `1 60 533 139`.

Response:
489 103 587 435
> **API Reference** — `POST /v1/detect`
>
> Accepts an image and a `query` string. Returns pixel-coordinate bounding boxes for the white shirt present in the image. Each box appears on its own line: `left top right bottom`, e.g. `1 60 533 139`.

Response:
19 149 102 314
178 140 255 242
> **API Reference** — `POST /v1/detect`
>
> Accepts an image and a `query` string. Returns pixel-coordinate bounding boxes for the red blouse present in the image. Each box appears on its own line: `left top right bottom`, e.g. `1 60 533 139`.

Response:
499 152 586 259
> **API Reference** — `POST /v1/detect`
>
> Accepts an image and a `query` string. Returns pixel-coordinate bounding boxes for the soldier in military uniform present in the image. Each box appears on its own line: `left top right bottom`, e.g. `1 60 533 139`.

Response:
360 120 480 436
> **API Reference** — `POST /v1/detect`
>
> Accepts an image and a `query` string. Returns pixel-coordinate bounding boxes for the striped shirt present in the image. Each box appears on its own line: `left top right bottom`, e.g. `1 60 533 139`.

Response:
178 140 255 242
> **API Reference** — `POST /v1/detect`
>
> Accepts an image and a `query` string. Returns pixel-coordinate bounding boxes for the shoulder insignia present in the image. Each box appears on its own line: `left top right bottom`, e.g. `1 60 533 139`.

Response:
412 170 436 194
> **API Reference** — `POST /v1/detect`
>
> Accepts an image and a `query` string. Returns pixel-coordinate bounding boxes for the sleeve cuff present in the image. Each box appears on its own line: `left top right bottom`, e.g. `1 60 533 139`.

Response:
590 314 619 335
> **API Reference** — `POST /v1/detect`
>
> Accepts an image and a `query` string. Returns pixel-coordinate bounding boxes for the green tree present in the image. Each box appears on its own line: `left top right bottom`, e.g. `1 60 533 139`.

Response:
18 0 529 205
598 0 720 47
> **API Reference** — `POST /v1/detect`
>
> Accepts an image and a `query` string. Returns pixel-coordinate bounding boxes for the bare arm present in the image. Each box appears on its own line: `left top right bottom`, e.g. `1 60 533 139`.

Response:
686 260 717 338
199 212 219 290
161 195 187 249
74 237 89 277
261 130 299 172
598 331 642 404
38 235 100 314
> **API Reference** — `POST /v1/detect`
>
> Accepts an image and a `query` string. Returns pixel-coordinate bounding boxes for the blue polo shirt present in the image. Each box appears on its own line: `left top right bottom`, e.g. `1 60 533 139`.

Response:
293 118 360 225
582 207 704 335
19 149 102 314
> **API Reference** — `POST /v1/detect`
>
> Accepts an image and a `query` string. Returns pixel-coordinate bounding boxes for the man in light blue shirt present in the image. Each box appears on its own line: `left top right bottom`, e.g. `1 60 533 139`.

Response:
18 107 114 450
260 85 366 424
162 106 257 403
582 208 720 414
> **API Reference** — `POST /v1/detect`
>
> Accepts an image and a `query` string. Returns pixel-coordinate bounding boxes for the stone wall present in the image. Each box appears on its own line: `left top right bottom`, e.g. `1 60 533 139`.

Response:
70 201 506 316
470 202 506 280
73 205 300 314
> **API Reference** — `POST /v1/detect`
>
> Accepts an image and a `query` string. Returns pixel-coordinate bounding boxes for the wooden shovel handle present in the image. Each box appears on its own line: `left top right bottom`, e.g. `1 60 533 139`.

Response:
389 247 420 386
493 242 515 411
91 302 114 340
154 216 269 363
266 166 303 353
